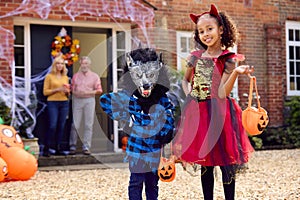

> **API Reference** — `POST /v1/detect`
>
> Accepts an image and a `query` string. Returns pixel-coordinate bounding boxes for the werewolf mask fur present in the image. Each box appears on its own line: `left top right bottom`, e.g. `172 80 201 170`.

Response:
121 48 170 98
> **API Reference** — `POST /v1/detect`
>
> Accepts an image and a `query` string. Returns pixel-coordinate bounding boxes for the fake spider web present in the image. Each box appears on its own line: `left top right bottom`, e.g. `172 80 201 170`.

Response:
0 0 155 138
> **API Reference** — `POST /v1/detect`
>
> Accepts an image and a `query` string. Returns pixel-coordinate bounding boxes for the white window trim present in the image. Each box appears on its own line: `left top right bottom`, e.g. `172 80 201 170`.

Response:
176 31 192 71
230 46 239 101
112 29 131 153
13 22 31 105
286 20 300 96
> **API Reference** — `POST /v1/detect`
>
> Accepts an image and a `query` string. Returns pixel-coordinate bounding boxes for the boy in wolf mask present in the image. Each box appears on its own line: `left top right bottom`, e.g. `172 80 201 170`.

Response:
100 48 175 200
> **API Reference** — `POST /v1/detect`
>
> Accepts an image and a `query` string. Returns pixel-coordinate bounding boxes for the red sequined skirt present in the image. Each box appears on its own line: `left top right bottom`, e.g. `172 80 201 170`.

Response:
173 96 254 166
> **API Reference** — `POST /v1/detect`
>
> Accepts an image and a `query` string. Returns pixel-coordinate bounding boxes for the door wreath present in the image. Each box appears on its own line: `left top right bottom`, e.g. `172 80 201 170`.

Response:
51 28 80 66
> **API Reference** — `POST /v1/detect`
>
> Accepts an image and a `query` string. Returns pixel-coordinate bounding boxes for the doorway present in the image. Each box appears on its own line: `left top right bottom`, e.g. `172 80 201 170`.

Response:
31 25 113 152
72 27 113 152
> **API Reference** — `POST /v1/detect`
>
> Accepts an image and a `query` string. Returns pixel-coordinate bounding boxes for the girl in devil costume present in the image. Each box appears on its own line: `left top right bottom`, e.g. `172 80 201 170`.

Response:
173 4 254 200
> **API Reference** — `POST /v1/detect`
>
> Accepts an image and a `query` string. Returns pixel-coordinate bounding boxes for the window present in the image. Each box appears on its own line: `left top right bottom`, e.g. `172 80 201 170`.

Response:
115 30 128 152
176 31 192 71
116 31 126 90
230 46 239 101
286 21 300 96
14 26 25 77
13 24 31 105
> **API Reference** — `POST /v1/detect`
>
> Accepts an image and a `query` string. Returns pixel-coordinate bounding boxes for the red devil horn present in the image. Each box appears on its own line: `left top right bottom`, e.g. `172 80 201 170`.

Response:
210 4 221 21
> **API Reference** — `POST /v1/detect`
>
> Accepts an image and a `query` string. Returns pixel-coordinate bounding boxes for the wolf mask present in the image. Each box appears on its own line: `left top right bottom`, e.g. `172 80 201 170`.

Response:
126 50 163 98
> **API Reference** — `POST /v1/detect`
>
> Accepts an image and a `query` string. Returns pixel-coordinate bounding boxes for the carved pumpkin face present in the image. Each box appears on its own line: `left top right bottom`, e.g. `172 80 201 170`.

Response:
258 113 269 131
0 157 8 182
242 107 269 136
158 156 176 182
0 125 23 151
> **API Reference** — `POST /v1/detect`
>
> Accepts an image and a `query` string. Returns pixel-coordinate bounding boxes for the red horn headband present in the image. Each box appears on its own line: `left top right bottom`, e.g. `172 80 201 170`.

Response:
190 4 221 24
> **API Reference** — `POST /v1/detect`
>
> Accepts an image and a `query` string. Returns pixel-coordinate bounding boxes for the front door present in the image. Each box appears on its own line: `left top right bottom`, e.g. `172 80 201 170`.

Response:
31 25 113 152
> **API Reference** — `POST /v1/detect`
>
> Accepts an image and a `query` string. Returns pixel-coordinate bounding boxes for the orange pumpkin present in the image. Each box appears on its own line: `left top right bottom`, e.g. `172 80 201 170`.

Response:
242 75 269 136
158 155 176 182
0 124 23 151
242 107 269 135
0 157 8 182
121 136 128 151
1 146 37 180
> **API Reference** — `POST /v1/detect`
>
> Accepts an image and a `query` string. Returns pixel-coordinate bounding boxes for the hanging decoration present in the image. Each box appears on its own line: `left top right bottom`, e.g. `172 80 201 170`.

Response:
51 27 80 66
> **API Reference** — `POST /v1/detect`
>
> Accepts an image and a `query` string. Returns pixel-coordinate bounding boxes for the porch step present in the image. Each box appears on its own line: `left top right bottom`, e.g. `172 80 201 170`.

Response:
38 152 126 167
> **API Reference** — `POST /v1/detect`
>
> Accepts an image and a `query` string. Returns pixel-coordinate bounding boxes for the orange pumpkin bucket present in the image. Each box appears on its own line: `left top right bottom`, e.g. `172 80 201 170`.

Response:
158 144 176 182
242 75 269 135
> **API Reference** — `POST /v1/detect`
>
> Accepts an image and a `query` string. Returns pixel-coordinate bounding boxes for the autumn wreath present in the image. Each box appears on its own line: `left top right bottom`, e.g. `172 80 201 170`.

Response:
51 28 80 66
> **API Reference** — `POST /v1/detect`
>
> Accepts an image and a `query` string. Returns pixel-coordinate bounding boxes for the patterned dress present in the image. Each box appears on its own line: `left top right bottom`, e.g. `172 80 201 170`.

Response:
174 50 254 166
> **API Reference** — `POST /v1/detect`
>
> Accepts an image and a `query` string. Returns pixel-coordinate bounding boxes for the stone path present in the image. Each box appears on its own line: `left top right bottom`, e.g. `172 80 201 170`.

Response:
0 149 299 200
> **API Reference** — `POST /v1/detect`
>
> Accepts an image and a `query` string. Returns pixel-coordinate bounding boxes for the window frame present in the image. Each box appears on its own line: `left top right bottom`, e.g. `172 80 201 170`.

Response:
286 20 300 96
176 31 192 71
113 29 131 153
13 22 31 105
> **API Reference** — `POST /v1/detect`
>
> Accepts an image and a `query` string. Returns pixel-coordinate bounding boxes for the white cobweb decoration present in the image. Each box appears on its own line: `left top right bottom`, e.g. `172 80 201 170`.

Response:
0 0 156 139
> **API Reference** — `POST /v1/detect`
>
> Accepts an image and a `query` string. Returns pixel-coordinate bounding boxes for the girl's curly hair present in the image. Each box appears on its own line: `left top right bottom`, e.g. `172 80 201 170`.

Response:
193 12 239 50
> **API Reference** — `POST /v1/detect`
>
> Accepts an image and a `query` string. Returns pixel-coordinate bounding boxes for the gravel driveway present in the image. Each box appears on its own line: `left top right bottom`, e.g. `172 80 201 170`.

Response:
0 149 299 200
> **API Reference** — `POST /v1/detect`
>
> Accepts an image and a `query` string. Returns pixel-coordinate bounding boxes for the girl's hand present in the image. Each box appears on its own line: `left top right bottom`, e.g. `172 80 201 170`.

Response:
235 65 254 75
233 54 245 62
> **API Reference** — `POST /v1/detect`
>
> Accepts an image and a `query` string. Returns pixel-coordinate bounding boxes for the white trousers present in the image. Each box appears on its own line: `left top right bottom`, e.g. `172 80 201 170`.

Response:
69 97 95 151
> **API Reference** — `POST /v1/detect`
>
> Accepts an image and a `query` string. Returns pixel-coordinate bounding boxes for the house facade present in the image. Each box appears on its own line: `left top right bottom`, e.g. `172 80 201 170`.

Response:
0 0 299 152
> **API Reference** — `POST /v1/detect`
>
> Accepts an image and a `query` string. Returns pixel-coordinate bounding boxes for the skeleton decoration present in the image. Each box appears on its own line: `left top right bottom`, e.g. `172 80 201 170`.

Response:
126 52 163 98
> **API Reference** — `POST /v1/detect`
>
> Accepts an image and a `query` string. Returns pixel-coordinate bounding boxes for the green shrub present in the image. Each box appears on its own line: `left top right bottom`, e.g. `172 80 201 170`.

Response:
249 136 263 149
256 96 300 149
0 99 12 125
283 96 300 147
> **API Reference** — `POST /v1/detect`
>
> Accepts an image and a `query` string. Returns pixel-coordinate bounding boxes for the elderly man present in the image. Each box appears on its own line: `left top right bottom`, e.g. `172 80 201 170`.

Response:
69 56 102 155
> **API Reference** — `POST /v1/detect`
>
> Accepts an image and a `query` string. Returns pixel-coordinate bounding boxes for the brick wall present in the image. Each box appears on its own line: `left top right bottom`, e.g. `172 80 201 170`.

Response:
0 17 14 84
0 0 300 127
264 24 283 126
149 0 300 127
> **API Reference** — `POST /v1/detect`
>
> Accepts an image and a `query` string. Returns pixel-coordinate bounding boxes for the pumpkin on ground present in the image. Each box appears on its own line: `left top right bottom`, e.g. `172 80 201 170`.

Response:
0 157 8 181
1 146 37 181
0 125 37 182
0 124 23 151
121 136 128 151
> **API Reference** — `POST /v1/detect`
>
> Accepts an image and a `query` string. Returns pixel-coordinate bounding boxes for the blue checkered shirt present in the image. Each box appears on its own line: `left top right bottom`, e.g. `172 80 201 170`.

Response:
100 90 175 172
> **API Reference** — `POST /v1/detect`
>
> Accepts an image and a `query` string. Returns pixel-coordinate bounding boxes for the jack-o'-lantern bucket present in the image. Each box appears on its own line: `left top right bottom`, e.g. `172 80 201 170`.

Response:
158 155 176 182
242 75 269 135
158 144 176 182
